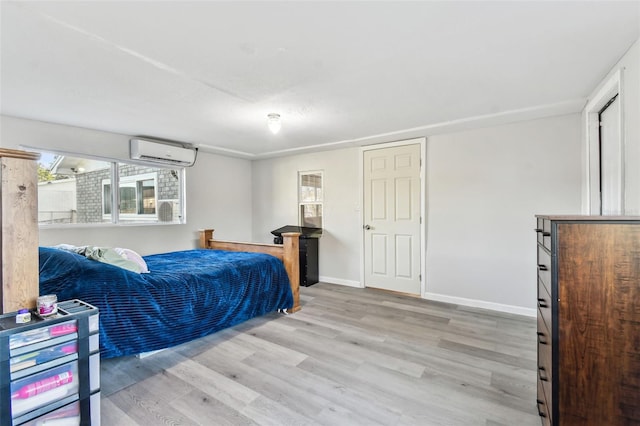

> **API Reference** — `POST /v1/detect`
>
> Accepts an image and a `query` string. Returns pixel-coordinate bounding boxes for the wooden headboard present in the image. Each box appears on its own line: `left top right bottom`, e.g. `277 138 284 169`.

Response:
199 229 301 313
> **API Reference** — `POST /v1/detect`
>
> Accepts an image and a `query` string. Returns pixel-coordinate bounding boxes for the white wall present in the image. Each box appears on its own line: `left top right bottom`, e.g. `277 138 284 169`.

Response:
583 38 640 214
252 148 362 285
425 114 582 312
250 114 582 313
0 115 253 255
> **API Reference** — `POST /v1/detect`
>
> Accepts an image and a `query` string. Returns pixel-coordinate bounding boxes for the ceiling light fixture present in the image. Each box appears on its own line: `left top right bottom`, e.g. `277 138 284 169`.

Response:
267 113 281 134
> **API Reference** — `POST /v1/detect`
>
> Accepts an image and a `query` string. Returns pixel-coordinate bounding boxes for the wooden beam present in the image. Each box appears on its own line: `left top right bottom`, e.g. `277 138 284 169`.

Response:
281 232 300 313
1 149 40 313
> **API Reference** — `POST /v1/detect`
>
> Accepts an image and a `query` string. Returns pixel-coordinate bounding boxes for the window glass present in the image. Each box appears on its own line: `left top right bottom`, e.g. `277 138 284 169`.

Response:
140 179 156 214
300 173 322 202
300 204 323 228
119 185 137 214
37 154 111 225
36 152 185 226
103 184 112 216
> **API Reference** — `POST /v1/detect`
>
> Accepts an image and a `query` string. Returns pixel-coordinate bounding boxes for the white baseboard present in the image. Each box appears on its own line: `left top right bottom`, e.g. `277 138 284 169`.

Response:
311 280 536 318
423 292 537 318
318 276 362 288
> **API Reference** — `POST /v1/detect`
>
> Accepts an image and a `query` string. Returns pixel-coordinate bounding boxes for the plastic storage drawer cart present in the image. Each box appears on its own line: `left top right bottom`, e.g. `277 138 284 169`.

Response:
0 300 100 425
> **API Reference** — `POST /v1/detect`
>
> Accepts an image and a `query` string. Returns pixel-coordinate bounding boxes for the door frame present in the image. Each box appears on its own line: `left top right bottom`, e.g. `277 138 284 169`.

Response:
583 68 625 214
359 137 427 296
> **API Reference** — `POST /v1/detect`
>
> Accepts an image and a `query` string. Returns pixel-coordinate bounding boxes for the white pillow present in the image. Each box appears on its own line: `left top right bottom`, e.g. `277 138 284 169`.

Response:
114 248 150 273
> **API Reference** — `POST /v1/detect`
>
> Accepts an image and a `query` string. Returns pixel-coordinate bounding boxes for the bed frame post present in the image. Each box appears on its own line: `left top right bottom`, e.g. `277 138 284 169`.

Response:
199 229 214 249
282 232 301 313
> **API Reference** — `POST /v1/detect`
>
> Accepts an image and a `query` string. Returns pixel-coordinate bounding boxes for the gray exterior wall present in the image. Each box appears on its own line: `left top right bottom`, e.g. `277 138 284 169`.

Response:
75 167 110 223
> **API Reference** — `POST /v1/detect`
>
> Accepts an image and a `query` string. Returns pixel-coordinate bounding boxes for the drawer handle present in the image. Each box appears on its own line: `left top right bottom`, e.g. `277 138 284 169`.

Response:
542 231 551 236
537 298 548 309
536 400 547 417
538 264 548 271
537 331 548 345
539 366 549 382
534 228 543 233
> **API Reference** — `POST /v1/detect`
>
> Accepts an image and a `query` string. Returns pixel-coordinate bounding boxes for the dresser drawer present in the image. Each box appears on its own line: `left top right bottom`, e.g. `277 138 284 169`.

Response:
537 312 551 348
535 217 552 251
537 318 552 422
542 218 551 250
536 217 545 246
537 312 552 372
537 245 551 295
537 278 552 332
537 377 551 426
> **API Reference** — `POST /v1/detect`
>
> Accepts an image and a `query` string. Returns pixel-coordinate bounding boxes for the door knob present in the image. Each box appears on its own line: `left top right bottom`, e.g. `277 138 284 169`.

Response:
364 225 371 230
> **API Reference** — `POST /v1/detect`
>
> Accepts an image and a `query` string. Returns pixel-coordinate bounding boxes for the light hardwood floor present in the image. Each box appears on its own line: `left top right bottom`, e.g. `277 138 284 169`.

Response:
101 283 540 426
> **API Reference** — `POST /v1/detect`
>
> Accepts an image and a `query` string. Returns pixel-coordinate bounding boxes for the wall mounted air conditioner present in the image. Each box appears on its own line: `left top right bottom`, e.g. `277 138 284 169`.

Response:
130 138 197 167
157 200 180 222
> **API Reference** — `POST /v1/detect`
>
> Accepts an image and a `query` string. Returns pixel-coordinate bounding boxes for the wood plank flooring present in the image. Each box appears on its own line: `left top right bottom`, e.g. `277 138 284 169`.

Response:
101 283 540 425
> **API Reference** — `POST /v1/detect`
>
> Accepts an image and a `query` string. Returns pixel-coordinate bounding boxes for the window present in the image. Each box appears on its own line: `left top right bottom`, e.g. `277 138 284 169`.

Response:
102 171 160 221
298 171 323 228
36 152 185 226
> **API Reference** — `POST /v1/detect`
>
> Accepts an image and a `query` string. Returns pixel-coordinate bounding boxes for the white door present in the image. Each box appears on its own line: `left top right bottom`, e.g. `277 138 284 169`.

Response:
599 95 622 214
363 143 421 294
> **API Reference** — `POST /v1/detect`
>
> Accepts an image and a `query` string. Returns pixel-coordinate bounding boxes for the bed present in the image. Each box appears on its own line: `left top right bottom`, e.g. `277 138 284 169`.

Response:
39 229 301 359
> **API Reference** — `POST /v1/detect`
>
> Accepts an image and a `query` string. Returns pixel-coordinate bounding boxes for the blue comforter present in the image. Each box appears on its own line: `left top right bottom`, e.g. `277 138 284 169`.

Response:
39 247 293 359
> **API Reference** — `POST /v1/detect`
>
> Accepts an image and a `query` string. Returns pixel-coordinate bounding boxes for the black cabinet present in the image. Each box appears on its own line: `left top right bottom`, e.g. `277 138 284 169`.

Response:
272 226 321 287
298 238 319 287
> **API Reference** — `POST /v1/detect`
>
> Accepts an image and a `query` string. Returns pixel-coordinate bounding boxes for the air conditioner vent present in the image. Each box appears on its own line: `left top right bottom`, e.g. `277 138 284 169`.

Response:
158 201 173 222
157 200 179 222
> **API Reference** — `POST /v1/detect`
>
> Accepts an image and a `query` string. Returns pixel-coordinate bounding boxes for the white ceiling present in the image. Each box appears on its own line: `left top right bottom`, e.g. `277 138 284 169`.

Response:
1 1 639 159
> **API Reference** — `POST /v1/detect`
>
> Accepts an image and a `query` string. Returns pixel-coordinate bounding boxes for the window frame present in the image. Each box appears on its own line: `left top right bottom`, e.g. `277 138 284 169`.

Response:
298 170 323 229
30 147 187 228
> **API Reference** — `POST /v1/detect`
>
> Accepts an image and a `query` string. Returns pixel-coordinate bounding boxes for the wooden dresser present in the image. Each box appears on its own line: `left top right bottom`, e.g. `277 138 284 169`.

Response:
535 215 640 426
